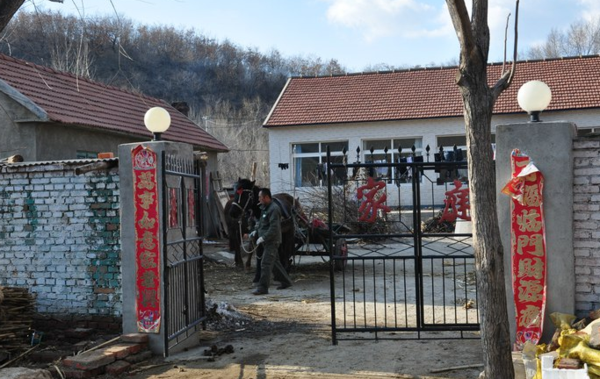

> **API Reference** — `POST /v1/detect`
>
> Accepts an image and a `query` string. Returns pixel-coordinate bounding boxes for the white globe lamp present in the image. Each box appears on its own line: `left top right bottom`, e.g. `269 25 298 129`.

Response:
144 107 171 141
517 80 552 122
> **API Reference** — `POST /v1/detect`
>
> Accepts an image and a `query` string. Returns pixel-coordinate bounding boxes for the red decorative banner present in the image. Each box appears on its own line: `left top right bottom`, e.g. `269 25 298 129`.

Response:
169 188 178 228
187 188 195 226
501 149 546 350
357 177 391 222
132 145 161 333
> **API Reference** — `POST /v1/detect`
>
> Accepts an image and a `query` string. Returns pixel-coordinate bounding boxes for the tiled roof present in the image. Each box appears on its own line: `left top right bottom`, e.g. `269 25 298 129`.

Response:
0 158 118 168
0 53 228 152
264 55 600 127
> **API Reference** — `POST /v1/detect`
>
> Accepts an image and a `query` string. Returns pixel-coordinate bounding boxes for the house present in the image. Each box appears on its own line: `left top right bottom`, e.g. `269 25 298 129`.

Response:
0 53 228 168
263 55 600 206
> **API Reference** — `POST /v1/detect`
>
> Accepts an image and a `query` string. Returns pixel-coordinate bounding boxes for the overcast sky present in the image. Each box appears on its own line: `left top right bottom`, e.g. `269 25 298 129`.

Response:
24 0 599 72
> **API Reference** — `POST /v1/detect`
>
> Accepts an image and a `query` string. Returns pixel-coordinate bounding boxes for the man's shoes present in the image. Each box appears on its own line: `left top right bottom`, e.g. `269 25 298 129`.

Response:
252 289 268 295
276 283 292 290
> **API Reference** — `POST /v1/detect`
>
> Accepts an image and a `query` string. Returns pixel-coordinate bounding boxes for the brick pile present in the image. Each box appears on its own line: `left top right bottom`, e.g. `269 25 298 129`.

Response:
59 333 151 378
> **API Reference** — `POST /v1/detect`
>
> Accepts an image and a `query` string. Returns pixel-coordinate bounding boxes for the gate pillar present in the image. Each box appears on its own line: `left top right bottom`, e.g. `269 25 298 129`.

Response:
496 121 576 345
119 141 194 356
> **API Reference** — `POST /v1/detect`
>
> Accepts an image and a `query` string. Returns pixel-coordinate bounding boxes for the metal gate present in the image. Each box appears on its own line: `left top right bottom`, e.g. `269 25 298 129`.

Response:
326 146 480 343
162 153 206 355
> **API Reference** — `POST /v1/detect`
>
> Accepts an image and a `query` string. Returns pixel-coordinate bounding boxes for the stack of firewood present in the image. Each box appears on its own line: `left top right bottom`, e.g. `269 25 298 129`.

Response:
422 212 455 233
0 287 36 358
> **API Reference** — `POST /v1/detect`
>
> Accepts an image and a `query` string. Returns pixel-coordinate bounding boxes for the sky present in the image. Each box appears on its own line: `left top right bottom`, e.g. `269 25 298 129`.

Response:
22 0 600 72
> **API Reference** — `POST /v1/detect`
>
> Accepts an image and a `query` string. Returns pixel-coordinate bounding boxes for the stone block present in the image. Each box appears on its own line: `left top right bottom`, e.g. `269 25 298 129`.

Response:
124 350 153 364
127 342 147 355
121 333 149 344
105 360 131 376
103 343 132 359
62 350 115 371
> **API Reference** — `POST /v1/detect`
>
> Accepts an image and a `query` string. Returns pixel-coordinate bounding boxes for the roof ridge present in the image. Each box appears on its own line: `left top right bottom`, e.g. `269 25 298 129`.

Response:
291 54 600 79
0 53 158 103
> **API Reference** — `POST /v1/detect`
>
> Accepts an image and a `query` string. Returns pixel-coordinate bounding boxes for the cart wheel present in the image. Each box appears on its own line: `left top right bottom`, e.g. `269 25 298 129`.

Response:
333 238 348 271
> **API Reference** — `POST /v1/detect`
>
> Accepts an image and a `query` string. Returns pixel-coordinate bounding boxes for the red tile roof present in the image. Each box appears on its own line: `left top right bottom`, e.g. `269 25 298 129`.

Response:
264 55 600 127
0 53 228 152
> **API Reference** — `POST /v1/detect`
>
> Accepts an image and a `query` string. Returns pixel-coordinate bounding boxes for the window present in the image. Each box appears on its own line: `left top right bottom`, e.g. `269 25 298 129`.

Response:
435 135 498 184
362 138 423 183
292 141 348 187
76 150 98 159
436 135 496 161
577 128 600 137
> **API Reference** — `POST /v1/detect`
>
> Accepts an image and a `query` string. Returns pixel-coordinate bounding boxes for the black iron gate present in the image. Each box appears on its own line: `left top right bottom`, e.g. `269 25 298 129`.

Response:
162 153 206 355
326 146 479 343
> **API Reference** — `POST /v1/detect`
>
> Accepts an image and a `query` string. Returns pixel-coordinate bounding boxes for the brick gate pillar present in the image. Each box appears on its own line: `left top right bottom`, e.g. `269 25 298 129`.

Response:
118 141 193 356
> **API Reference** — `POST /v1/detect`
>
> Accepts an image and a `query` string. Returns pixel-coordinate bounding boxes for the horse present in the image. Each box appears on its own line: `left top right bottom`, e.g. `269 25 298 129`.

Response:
228 178 303 273
224 198 252 269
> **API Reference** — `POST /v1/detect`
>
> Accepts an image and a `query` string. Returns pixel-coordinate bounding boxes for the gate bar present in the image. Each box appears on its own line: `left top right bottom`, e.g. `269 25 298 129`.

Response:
326 146 338 345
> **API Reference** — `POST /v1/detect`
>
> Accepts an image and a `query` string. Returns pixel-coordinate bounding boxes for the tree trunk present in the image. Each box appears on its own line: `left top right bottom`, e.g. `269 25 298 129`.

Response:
446 0 517 376
460 78 514 379
0 0 24 32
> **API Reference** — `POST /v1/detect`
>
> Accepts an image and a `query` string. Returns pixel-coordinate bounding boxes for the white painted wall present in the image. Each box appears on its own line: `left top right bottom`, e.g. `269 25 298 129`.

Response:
266 109 600 210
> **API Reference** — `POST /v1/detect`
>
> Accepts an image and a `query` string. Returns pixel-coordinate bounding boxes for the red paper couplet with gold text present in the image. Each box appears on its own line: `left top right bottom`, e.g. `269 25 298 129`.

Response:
132 145 161 333
501 149 546 349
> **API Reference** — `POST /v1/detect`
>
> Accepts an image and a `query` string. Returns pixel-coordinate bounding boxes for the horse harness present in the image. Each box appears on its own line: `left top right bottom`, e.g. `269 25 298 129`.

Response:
233 186 292 255
231 187 254 215
232 186 292 222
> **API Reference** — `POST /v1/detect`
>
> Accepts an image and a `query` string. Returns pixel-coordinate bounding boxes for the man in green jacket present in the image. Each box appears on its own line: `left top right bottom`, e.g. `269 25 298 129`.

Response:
251 188 293 295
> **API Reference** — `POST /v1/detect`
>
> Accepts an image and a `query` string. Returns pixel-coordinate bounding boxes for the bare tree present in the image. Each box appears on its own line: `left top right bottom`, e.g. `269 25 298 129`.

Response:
446 0 519 377
191 98 270 187
527 16 600 59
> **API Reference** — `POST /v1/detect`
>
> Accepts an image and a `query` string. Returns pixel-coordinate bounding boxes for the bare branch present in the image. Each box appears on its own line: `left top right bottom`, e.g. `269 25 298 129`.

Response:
502 13 511 73
492 0 520 100
445 0 475 64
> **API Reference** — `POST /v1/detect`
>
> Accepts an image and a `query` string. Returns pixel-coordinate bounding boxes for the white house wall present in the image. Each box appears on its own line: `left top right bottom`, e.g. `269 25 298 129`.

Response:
267 109 600 211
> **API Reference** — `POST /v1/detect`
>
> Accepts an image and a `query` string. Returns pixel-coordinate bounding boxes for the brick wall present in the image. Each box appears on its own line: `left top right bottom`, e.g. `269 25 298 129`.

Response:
573 137 600 317
0 160 122 317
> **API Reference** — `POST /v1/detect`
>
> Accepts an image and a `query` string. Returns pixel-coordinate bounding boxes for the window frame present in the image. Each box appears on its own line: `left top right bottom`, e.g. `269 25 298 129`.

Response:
361 137 423 183
291 141 348 187
76 150 99 159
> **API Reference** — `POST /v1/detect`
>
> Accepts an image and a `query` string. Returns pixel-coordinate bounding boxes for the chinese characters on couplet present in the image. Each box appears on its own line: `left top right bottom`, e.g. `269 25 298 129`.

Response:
132 145 161 333
501 149 546 349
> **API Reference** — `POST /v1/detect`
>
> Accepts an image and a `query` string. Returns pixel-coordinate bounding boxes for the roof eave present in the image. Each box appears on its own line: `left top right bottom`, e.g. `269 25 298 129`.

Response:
262 77 292 127
0 78 49 121
264 114 467 128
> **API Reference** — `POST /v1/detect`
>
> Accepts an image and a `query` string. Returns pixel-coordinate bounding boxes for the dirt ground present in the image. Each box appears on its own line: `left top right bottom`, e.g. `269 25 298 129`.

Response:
125 241 486 379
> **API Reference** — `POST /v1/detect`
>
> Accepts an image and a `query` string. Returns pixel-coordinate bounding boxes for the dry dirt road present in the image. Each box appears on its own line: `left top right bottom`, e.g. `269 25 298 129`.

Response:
126 242 485 379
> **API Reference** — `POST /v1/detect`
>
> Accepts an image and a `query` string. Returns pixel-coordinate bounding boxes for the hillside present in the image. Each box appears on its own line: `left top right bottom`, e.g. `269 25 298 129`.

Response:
0 10 347 185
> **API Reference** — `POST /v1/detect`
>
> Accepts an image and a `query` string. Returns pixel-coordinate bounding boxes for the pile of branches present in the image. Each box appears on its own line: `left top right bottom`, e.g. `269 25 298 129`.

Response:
422 212 455 233
0 287 36 363
300 184 390 237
